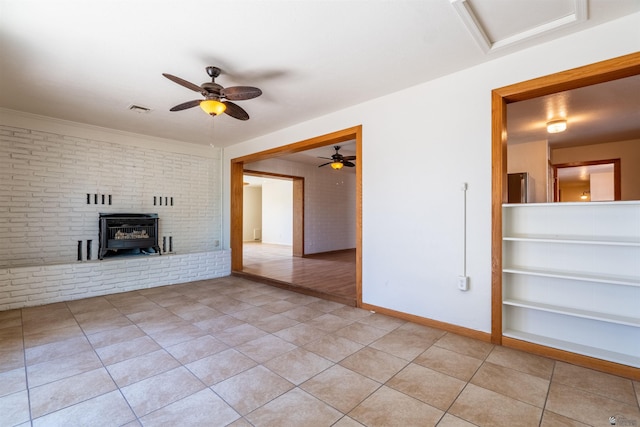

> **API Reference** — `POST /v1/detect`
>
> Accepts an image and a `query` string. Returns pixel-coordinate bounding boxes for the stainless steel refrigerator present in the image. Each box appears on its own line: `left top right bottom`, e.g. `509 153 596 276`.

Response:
507 172 530 203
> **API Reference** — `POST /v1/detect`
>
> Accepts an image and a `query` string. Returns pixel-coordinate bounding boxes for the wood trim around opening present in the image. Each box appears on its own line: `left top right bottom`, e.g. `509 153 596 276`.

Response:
292 178 304 257
243 170 305 257
552 158 622 202
230 125 363 307
491 51 640 378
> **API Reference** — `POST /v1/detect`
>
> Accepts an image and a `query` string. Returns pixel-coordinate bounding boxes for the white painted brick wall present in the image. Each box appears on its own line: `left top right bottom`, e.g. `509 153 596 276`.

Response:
0 122 231 310
1 124 222 268
0 250 231 310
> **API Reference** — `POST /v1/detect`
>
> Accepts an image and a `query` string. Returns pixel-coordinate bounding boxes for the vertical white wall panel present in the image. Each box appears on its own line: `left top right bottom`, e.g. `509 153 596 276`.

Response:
262 179 293 245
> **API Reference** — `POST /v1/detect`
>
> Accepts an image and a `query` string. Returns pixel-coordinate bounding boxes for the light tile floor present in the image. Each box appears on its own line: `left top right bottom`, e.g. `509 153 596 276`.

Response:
1 276 639 426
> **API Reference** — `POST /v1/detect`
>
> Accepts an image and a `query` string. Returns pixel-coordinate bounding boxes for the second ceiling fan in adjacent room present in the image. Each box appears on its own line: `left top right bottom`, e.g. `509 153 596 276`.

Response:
318 146 356 170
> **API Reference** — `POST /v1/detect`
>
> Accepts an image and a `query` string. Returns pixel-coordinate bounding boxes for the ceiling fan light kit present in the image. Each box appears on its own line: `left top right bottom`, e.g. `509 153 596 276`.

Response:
163 66 262 121
318 145 356 170
200 99 226 116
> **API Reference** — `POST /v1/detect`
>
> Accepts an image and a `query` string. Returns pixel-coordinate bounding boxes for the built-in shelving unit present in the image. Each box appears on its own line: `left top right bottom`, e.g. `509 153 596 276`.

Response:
502 201 640 368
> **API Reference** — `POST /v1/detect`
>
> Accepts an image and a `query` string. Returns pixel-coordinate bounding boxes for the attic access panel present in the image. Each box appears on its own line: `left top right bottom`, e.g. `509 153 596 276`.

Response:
452 0 587 52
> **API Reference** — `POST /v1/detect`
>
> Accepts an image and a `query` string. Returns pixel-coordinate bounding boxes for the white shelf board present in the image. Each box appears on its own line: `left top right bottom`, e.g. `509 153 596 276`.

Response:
502 201 640 208
503 298 640 327
503 266 640 287
503 235 640 246
503 329 640 368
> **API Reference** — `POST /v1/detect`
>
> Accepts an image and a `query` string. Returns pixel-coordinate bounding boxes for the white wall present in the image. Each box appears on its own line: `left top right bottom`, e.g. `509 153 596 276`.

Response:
242 185 262 241
591 171 615 201
223 13 640 333
246 158 356 254
262 179 293 245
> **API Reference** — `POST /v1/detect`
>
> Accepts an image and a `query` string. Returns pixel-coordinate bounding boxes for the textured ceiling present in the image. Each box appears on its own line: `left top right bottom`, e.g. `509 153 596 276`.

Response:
1 0 639 148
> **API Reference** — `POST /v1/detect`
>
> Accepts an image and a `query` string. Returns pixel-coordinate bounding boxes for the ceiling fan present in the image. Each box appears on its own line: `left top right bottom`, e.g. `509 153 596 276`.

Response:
318 146 356 170
162 66 262 120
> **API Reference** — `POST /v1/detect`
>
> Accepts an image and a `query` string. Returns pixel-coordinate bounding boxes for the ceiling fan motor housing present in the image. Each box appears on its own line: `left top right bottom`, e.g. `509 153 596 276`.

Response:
201 82 223 98
206 66 222 78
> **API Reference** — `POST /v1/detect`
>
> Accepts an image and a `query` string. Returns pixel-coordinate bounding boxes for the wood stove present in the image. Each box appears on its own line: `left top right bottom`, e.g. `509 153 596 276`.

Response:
98 213 161 259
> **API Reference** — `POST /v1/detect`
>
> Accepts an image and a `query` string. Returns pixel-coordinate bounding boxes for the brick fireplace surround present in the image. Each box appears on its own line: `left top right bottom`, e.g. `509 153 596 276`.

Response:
0 120 230 311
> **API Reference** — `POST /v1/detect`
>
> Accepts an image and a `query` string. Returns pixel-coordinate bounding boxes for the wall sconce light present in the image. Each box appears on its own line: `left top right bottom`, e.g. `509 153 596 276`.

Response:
547 119 567 134
330 162 344 170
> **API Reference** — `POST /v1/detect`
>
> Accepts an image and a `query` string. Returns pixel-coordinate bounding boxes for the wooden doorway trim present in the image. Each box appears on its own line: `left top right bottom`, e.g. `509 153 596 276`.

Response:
231 125 363 306
243 170 305 257
552 158 621 202
491 53 640 373
292 178 304 257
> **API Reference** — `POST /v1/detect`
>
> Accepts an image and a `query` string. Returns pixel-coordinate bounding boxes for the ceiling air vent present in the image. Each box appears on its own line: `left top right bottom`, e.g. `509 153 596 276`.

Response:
128 104 152 113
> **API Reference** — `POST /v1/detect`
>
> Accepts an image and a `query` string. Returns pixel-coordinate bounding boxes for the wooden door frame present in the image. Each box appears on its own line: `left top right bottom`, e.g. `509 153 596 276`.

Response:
243 170 305 257
552 158 621 202
231 125 363 306
491 52 640 376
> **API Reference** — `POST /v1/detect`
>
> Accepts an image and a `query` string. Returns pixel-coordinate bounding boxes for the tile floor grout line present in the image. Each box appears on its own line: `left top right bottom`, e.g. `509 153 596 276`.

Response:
128 292 232 424
345 383 385 422
303 352 384 421
379 353 450 423
213 308 322 419
208 333 293 421
192 290 296 421
433 332 499 426
19 307 35 427
539 359 557 427
66 299 142 427
205 383 245 425
549 361 640 408
119 294 218 422
471 356 553 415
136 289 243 424
433 333 483 425
209 295 371 424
